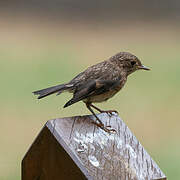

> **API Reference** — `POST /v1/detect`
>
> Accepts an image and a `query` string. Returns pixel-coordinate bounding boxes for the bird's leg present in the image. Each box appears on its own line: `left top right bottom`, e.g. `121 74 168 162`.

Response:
86 103 103 125
90 104 118 116
86 103 116 133
89 104 104 113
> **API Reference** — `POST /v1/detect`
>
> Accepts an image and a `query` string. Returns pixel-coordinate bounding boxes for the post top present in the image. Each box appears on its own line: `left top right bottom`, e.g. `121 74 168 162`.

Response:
46 113 166 180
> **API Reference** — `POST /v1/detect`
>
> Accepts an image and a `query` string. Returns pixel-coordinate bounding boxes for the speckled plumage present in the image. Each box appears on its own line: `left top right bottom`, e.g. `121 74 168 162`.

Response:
33 52 150 132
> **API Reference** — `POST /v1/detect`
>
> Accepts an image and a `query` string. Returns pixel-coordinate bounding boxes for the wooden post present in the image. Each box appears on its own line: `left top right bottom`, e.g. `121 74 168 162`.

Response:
22 113 166 180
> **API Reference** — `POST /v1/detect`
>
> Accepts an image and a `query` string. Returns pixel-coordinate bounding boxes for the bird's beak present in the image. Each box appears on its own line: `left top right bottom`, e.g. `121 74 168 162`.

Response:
138 65 150 71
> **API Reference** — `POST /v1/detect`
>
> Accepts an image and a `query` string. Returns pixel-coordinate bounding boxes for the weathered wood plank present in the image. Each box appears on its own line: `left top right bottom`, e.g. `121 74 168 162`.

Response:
22 113 166 180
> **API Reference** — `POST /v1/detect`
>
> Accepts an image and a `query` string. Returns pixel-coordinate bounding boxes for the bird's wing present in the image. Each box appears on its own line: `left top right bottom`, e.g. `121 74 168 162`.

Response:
64 77 121 108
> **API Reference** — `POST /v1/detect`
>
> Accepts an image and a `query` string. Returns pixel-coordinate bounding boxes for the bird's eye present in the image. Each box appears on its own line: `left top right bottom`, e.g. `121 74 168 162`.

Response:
131 61 136 66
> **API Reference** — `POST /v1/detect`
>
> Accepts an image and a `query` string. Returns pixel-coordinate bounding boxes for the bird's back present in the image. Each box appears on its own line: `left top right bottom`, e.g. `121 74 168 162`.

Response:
70 60 121 87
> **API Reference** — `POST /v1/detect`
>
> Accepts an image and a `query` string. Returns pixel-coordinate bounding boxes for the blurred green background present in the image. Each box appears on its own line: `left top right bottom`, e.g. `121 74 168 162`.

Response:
0 1 180 179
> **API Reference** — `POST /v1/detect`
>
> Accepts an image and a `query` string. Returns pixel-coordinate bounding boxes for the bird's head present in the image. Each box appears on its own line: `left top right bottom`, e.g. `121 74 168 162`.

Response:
110 52 150 75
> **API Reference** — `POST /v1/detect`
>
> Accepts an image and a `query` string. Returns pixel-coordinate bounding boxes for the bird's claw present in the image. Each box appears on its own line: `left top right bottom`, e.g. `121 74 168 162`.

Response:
92 122 116 133
101 110 118 116
104 127 116 133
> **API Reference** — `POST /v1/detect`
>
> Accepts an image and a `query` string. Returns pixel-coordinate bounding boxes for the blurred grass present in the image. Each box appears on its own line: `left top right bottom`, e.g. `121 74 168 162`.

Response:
0 17 180 179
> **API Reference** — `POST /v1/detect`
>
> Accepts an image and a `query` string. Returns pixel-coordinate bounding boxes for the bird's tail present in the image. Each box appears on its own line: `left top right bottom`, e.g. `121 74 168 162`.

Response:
33 83 74 99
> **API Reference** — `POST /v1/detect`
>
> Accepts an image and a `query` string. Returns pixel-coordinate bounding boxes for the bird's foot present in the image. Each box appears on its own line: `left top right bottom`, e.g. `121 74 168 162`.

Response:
92 122 116 133
101 110 118 116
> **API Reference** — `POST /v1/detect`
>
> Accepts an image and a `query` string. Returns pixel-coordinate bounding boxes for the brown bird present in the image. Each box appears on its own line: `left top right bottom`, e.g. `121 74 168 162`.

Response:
33 52 150 132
